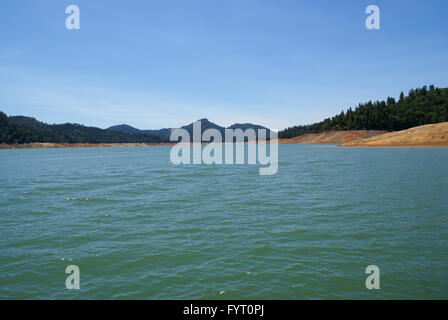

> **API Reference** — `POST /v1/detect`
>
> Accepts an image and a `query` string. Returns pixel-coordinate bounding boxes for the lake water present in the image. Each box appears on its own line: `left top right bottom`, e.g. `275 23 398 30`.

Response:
0 144 447 299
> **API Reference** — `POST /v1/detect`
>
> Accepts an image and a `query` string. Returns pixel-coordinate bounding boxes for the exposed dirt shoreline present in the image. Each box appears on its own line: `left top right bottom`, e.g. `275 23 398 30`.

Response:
278 130 387 144
340 122 448 147
1 123 447 149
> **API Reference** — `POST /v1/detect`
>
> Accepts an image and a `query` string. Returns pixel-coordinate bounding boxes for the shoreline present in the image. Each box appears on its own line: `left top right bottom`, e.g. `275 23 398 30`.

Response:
338 144 448 147
0 141 275 149
2 141 447 150
0 142 177 150
340 122 448 147
2 122 447 149
2 142 448 150
278 130 387 144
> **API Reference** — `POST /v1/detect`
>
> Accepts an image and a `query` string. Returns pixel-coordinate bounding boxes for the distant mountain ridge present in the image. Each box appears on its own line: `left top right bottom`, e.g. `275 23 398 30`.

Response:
107 118 271 142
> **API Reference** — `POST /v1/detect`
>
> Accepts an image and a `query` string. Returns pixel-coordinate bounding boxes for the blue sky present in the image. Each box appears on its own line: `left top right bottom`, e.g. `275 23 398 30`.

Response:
0 0 447 130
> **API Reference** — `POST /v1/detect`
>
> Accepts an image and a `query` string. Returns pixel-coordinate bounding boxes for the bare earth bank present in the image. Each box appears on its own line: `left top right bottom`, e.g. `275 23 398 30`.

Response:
341 122 448 147
279 130 387 144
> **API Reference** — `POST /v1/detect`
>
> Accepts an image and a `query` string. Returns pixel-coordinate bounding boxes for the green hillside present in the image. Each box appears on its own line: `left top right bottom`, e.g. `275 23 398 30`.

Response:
279 85 448 139
0 112 161 144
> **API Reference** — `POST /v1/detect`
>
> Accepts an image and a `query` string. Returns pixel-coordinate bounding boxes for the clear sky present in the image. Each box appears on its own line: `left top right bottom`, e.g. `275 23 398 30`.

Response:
0 0 447 130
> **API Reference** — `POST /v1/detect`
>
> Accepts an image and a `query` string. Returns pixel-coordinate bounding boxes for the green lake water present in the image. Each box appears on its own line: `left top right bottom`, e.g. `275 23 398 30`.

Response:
0 144 447 299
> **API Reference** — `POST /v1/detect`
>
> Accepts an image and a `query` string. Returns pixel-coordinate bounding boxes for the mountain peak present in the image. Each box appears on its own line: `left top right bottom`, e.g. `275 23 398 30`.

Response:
107 118 271 142
107 124 141 134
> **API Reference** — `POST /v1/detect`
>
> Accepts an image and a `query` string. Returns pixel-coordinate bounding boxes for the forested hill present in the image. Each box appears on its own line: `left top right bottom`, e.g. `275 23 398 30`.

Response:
1 113 271 144
0 112 161 144
279 85 448 139
108 118 271 141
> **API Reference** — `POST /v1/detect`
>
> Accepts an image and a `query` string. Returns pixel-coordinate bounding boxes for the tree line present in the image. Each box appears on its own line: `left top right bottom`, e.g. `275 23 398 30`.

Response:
0 113 161 144
279 85 448 138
